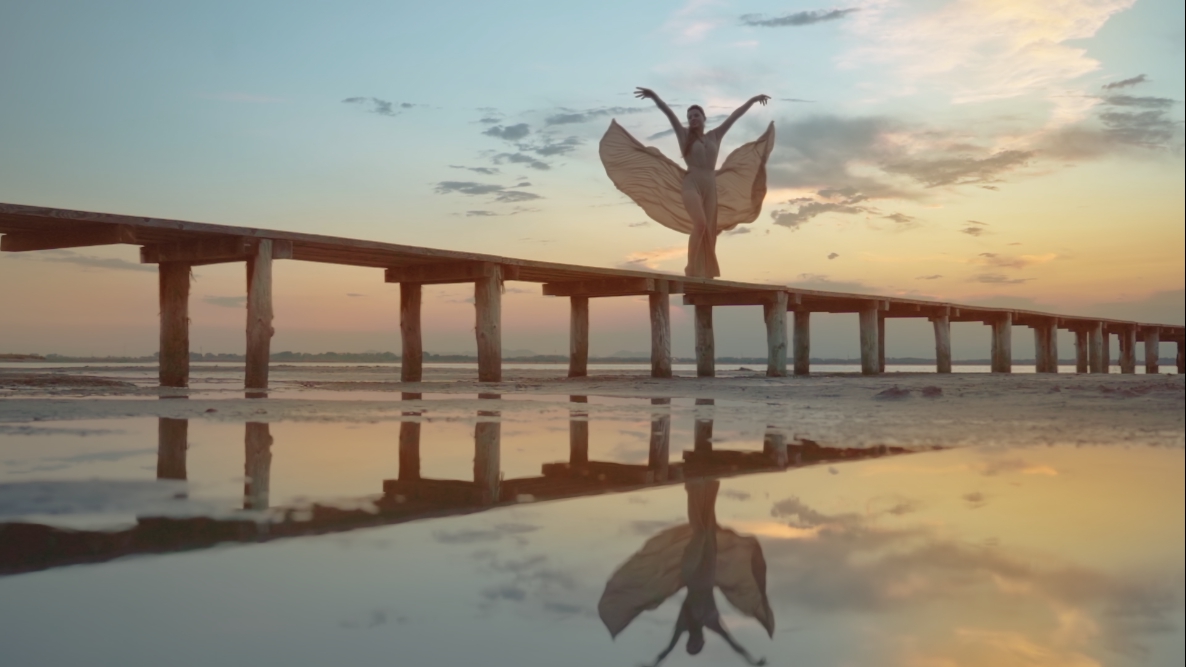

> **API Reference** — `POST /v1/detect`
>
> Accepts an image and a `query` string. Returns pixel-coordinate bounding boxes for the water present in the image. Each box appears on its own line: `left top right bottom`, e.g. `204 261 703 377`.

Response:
0 392 1182 666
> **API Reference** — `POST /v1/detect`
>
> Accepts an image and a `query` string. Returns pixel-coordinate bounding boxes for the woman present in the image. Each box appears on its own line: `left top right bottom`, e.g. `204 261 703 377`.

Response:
599 89 774 279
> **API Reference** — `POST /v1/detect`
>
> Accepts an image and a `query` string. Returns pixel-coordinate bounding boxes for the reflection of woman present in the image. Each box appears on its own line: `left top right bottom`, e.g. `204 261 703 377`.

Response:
599 480 773 666
600 89 774 279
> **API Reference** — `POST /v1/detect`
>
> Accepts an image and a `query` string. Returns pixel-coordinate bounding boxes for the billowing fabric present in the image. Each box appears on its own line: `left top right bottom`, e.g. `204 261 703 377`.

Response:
597 479 775 639
599 120 776 235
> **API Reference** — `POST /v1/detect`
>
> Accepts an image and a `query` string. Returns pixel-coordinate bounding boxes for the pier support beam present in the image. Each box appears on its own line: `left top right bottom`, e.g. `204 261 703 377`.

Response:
568 296 589 378
245 240 274 392
991 313 1013 374
400 283 423 383
156 418 188 481
244 422 273 510
1075 329 1090 373
1144 327 1160 375
649 292 672 379
475 265 503 383
694 305 714 378
878 313 887 373
793 311 811 376
1088 322 1106 374
1177 340 1184 375
859 303 880 376
932 314 952 374
763 292 788 377
1033 319 1058 373
158 262 191 388
1119 325 1137 374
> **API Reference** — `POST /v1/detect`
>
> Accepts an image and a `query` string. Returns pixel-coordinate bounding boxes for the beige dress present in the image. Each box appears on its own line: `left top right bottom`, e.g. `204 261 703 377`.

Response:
599 120 776 278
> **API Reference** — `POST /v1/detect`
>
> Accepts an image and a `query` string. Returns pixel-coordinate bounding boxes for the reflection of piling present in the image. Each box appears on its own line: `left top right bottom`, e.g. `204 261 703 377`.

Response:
399 392 423 482
763 428 787 468
569 396 589 466
156 417 188 480
244 422 273 510
648 398 672 482
693 398 713 454
474 394 501 504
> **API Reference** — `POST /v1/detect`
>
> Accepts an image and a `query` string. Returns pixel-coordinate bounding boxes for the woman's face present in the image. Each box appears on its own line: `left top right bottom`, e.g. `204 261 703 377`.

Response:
687 107 705 129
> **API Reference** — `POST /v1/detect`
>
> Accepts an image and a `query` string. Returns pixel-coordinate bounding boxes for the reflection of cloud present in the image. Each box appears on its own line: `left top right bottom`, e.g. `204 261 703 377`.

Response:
433 523 539 545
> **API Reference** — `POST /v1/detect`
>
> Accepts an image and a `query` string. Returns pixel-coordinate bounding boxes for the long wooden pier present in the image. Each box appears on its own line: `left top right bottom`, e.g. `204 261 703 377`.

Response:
2 202 1183 389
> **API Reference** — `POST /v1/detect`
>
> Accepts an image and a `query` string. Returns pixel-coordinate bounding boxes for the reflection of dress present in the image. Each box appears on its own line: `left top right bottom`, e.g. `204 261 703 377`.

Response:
599 120 776 278
598 480 775 639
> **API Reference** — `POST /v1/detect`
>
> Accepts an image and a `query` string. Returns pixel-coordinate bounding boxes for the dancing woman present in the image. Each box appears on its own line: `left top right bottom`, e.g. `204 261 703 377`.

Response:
600 89 775 279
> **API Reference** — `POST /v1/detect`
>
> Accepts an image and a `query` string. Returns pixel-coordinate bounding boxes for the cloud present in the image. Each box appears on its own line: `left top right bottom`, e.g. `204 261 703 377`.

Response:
883 150 1035 188
882 212 920 229
722 226 751 236
1102 75 1148 90
960 221 989 237
466 210 500 217
739 8 858 27
432 523 538 545
435 181 544 204
544 107 649 125
772 201 866 229
621 246 685 270
346 293 366 297
828 253 839 260
627 221 650 228
343 97 418 117
493 152 551 170
970 273 1031 285
916 274 942 280
13 250 157 273
976 252 1057 270
483 123 531 141
522 135 582 157
1102 95 1175 109
450 165 500 175
203 295 246 308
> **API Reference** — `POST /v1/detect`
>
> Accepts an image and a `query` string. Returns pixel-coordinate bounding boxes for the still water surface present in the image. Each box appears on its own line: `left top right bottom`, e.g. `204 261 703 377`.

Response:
0 395 1182 666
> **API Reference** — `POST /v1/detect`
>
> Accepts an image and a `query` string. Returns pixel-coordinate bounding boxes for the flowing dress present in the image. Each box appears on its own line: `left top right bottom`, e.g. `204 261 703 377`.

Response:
599 120 776 278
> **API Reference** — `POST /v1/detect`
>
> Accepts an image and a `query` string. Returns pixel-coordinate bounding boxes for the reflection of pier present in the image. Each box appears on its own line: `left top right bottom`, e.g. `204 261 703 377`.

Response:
3 407 920 577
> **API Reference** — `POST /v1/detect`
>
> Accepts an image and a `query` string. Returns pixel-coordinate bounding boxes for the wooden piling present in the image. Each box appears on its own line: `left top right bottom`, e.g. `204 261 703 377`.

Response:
1075 329 1089 373
877 313 887 374
1144 327 1160 375
932 314 952 374
649 403 672 481
991 313 1012 374
764 292 788 377
1088 322 1105 374
1177 340 1184 375
245 240 274 391
243 422 272 510
397 283 423 382
793 311 811 376
694 304 714 378
763 428 787 468
475 265 502 383
859 303 880 376
1034 320 1058 373
692 398 712 454
649 292 672 379
568 296 589 378
1119 325 1137 374
156 417 187 481
158 262 190 388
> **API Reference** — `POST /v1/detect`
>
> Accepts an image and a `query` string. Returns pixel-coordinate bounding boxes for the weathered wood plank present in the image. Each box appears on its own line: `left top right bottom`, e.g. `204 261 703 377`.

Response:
932 314 952 374
400 283 423 382
859 303 880 375
156 418 188 481
1144 327 1160 375
475 266 503 382
683 290 783 307
793 311 811 376
158 262 190 388
694 305 714 378
991 313 1013 374
386 261 518 285
649 292 672 379
569 296 589 378
141 237 292 265
245 240 274 391
1 224 137 252
545 277 677 297
764 292 788 377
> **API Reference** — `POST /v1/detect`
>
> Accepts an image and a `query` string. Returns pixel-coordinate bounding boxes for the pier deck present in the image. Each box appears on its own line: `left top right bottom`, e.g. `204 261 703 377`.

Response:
3 202 1182 388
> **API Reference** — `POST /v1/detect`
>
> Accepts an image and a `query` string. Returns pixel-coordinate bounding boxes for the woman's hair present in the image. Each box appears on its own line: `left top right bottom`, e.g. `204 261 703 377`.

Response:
682 105 706 157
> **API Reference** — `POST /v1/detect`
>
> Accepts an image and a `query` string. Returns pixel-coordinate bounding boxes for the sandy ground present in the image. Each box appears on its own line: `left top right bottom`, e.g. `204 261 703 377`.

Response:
1 365 1182 449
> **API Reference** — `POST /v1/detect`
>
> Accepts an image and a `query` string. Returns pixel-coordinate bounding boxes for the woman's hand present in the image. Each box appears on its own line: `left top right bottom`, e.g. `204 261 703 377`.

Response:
750 94 771 106
635 87 659 101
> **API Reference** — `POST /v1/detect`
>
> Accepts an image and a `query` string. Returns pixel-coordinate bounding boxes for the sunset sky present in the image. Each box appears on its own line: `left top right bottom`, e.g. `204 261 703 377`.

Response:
1 0 1182 358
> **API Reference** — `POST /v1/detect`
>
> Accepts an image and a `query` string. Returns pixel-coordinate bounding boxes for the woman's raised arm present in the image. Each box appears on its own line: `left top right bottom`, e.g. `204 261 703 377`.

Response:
635 87 687 145
714 95 770 138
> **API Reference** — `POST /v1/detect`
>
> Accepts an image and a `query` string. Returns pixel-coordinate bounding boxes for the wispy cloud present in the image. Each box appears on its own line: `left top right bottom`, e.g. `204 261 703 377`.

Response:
960 221 989 237
483 123 531 141
970 273 1031 285
203 295 246 308
916 274 942 280
976 252 1057 269
434 181 545 204
740 8 858 28
621 246 685 270
492 152 551 171
8 249 155 273
343 97 419 117
544 107 648 126
1101 74 1148 90
450 165 500 175
828 253 840 260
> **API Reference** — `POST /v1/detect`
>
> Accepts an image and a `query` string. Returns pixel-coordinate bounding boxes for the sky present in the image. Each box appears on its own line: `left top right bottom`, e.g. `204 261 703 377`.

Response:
1 0 1183 358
